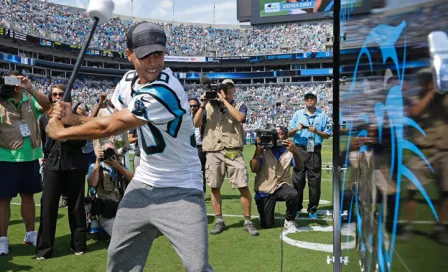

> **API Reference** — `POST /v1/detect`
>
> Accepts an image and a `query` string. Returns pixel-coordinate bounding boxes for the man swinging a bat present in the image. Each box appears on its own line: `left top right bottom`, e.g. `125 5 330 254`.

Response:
46 22 213 272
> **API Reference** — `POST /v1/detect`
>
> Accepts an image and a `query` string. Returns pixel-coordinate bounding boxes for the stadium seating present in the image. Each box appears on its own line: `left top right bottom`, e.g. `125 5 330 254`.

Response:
0 0 332 56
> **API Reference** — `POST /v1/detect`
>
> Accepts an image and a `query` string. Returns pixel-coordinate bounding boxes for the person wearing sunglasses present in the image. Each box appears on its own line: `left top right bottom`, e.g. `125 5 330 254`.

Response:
36 84 89 259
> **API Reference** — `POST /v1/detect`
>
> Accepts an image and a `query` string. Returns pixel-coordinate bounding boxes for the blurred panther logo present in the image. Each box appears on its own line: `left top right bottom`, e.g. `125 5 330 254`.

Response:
342 21 438 270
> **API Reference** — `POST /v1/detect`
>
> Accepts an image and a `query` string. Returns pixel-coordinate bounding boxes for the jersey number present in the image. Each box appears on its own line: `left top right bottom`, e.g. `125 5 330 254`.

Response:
139 123 166 155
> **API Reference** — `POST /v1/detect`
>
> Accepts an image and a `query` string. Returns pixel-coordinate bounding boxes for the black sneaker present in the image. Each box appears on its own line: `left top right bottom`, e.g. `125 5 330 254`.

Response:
243 221 259 236
210 221 228 235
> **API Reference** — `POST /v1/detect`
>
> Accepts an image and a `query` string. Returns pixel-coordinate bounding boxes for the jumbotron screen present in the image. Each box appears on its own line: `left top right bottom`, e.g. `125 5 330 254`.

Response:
252 0 370 24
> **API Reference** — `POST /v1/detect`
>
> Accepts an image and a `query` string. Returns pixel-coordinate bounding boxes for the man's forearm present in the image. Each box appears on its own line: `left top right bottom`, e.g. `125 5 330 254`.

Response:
193 107 204 127
289 128 299 137
115 164 134 183
58 116 120 140
29 87 51 111
88 164 100 187
250 148 262 173
316 130 330 139
408 90 435 117
292 148 302 170
67 114 95 126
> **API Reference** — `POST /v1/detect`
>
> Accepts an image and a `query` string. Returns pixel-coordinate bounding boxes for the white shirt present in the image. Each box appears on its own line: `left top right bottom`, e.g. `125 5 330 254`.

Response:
195 127 202 145
112 68 203 191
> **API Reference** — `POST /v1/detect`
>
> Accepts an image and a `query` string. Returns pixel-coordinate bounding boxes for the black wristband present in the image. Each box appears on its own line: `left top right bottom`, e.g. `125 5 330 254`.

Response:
200 106 206 109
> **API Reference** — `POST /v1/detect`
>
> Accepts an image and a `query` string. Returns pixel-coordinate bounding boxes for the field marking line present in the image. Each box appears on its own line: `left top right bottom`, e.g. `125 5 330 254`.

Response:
10 203 438 224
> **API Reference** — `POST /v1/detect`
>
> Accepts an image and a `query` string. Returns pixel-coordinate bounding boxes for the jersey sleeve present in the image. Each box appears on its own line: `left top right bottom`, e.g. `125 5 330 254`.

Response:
111 80 127 111
129 85 186 125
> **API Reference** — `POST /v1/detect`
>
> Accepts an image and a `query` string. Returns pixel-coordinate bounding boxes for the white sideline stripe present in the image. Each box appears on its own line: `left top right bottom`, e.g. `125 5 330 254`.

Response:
9 203 438 225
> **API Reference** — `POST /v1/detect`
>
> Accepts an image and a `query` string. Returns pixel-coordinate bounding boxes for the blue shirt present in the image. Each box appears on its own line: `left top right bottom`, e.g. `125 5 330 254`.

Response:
87 162 128 181
288 108 331 147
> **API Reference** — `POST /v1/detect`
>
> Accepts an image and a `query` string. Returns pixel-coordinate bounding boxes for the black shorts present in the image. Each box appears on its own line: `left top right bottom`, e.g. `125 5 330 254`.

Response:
0 160 43 198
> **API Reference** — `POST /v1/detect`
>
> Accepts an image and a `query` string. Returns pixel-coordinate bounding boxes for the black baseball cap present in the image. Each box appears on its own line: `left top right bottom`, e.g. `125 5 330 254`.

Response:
126 22 168 59
304 92 317 99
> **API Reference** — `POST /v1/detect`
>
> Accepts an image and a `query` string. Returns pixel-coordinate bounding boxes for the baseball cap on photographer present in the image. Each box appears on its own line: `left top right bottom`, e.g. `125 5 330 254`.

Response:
126 22 169 59
304 91 317 100
222 79 235 86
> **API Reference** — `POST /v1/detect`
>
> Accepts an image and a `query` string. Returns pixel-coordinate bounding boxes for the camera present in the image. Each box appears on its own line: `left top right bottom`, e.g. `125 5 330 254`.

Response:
101 148 116 161
428 31 448 94
200 76 230 101
256 129 285 149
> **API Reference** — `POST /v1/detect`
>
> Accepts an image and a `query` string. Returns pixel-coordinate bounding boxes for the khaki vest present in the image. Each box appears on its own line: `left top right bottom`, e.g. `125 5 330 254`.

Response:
413 94 448 150
254 149 293 194
0 95 41 150
93 107 130 155
97 168 123 202
202 102 245 151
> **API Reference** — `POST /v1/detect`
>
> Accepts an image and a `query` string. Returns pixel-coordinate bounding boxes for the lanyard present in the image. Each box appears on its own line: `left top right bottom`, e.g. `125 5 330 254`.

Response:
305 113 316 127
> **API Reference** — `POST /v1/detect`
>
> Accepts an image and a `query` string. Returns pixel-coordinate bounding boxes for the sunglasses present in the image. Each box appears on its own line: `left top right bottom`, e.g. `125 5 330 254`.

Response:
190 104 199 108
52 92 64 97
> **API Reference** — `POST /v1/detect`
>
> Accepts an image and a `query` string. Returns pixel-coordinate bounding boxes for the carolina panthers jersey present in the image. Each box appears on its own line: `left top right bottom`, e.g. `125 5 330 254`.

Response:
113 68 202 191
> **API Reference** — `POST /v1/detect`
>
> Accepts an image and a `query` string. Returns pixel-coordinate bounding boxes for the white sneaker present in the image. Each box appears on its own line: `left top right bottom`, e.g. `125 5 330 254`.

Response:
71 248 84 256
284 220 298 232
0 236 9 255
24 231 38 246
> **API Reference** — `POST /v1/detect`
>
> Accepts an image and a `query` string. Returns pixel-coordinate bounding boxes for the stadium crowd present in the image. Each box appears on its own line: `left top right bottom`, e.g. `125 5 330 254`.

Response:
185 83 332 131
0 0 332 56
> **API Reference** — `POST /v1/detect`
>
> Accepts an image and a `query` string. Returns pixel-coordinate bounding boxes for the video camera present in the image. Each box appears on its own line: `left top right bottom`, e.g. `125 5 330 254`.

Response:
256 129 285 149
428 31 448 94
200 76 231 101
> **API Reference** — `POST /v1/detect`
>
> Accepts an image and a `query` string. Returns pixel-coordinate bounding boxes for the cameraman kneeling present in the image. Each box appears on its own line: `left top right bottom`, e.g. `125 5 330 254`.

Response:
87 141 133 236
250 127 301 232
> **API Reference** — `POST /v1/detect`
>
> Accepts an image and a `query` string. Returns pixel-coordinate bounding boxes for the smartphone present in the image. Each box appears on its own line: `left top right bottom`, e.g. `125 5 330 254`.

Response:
4 76 21 86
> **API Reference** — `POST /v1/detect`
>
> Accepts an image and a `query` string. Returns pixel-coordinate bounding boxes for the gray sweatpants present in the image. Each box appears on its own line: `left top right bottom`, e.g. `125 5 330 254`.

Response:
107 180 213 272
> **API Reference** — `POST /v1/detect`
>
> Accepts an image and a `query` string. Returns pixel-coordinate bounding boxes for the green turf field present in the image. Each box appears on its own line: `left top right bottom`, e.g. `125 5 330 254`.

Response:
2 138 446 271
2 141 336 272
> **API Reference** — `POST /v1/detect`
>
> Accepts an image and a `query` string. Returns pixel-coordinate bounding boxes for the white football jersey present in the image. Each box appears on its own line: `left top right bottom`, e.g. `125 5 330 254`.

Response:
112 68 202 191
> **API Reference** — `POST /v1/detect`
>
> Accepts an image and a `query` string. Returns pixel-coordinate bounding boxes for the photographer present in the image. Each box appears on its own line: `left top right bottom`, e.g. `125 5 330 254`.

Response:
403 68 448 244
92 93 130 170
194 79 259 236
250 127 300 231
0 72 51 255
87 141 133 236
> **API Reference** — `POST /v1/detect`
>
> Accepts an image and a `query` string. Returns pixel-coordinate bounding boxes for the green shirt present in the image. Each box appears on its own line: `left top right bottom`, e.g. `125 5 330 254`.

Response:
0 94 43 162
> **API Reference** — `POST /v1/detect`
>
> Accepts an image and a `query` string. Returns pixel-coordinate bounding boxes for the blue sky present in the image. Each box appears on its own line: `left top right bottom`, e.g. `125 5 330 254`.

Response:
51 0 242 25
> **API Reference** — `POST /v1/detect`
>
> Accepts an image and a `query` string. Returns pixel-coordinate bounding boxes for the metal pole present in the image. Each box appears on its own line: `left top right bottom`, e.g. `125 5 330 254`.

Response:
332 0 342 271
213 0 216 26
63 17 99 102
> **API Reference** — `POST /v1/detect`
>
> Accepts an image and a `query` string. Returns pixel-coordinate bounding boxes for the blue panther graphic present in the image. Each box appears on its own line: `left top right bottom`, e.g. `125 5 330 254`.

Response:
340 19 438 271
